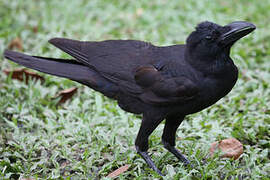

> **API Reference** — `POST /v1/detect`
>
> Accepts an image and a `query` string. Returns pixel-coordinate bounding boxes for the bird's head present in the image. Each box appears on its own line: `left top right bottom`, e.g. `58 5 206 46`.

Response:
186 21 256 61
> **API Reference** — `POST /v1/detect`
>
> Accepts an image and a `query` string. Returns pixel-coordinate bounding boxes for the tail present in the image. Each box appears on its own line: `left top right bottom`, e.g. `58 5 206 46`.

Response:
3 50 96 85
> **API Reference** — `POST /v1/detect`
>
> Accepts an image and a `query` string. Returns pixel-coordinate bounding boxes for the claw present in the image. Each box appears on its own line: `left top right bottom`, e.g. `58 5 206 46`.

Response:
136 146 164 176
162 140 192 167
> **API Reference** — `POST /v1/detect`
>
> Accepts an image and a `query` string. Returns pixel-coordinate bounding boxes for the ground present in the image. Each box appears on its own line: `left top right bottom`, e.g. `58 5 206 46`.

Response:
0 0 269 179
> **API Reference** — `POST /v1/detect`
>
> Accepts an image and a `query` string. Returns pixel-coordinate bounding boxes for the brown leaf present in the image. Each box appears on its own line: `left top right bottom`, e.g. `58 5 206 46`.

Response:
32 26 38 33
56 87 78 105
3 68 45 84
106 164 129 178
210 138 243 160
8 37 23 50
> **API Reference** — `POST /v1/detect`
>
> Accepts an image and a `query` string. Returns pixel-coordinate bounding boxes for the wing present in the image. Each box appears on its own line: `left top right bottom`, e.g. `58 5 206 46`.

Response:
135 66 198 105
49 38 156 94
49 38 195 105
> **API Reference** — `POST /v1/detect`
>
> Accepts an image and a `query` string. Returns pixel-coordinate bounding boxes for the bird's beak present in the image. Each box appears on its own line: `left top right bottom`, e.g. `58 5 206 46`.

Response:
219 21 256 46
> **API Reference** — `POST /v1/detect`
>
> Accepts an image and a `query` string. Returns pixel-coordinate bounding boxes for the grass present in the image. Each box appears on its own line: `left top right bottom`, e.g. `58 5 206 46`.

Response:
0 0 269 179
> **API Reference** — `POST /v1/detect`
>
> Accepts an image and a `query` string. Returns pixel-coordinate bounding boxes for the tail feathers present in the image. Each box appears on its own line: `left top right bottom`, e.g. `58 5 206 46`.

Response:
3 50 96 85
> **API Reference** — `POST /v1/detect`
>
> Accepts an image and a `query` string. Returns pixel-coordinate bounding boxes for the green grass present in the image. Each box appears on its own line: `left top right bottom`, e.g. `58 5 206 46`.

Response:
0 0 269 179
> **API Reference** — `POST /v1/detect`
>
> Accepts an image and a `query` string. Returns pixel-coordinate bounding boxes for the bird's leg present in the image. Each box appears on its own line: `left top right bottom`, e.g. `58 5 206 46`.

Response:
135 115 164 176
162 116 191 165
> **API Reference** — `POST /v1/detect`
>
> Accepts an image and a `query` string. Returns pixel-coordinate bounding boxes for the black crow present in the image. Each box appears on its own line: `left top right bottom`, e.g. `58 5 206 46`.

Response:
3 21 255 175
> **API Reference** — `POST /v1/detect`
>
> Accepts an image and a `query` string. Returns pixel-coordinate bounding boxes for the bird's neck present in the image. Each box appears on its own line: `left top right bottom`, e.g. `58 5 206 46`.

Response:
185 50 236 77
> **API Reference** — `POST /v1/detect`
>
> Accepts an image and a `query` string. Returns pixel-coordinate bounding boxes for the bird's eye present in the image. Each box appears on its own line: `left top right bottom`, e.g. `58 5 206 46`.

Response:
205 35 212 40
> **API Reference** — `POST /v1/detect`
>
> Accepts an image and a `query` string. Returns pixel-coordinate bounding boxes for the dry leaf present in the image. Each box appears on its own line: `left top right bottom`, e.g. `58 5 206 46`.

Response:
8 37 23 50
210 138 243 160
3 68 45 84
56 87 78 105
106 164 129 178
32 26 38 33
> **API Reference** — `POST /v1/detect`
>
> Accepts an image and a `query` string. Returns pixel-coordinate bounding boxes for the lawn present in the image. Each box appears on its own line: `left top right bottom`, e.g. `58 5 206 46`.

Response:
0 0 269 179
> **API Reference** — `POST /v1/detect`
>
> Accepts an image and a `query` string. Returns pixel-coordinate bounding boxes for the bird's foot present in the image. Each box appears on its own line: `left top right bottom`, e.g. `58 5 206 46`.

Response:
136 146 164 176
162 140 192 167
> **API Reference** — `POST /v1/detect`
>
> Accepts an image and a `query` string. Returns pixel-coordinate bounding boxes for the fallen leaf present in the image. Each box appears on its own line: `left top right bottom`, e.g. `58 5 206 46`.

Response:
55 87 78 105
210 138 243 160
32 26 38 33
8 37 23 50
3 68 45 84
106 164 129 178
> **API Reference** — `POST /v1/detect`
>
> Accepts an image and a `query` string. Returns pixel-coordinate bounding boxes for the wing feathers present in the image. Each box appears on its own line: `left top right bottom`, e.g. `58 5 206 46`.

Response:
134 65 198 105
135 66 160 87
49 38 89 65
48 38 196 106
